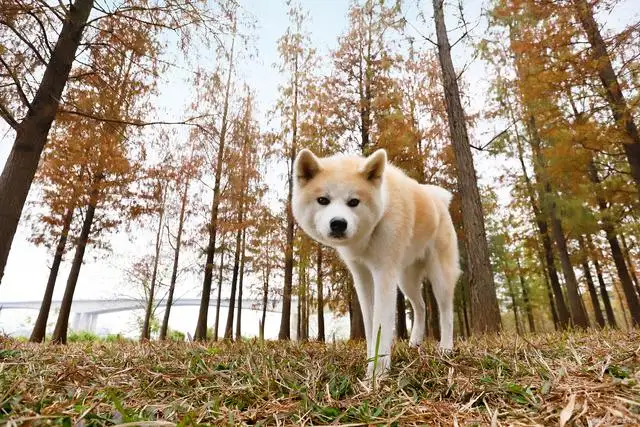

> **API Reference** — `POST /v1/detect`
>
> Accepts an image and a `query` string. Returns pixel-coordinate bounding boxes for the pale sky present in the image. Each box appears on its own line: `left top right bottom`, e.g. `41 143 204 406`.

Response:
0 0 637 333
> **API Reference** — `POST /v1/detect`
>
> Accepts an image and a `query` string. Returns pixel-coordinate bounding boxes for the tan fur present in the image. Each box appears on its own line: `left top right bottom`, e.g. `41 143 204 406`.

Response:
292 149 461 377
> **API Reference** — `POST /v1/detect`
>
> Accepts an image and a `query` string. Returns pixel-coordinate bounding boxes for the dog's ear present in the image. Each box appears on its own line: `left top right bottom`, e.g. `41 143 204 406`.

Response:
295 149 321 185
361 149 386 183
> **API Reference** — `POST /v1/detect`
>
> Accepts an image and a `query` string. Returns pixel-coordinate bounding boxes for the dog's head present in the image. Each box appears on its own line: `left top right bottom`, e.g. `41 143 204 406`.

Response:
292 148 387 248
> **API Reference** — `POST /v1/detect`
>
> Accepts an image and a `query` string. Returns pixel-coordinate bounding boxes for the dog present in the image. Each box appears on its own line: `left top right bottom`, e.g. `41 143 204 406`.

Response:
292 148 461 377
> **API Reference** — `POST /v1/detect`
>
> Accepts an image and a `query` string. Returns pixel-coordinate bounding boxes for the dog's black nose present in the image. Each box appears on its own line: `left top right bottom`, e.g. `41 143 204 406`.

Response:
330 217 348 235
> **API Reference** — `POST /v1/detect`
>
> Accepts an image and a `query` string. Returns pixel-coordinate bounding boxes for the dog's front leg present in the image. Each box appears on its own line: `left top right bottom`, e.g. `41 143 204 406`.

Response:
344 260 374 354
367 268 398 378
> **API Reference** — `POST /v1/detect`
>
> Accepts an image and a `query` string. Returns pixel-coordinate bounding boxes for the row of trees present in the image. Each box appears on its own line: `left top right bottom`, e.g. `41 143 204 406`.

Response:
0 0 638 344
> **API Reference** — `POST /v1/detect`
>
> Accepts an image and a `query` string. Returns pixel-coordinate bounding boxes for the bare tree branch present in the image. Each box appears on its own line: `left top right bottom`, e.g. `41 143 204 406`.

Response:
0 55 32 108
0 101 19 130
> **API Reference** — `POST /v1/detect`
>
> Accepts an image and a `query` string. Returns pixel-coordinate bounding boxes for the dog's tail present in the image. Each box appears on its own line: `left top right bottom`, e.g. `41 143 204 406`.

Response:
423 184 453 207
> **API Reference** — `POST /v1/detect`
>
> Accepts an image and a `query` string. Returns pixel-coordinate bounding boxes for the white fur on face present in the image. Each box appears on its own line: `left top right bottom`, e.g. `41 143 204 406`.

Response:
293 177 384 249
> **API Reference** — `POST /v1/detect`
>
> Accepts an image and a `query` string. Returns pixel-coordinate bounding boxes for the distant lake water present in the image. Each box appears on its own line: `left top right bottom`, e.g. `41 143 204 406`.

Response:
0 305 351 341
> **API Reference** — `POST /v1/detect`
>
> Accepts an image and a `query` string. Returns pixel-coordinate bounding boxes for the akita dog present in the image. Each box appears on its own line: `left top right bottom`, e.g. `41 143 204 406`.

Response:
292 148 461 376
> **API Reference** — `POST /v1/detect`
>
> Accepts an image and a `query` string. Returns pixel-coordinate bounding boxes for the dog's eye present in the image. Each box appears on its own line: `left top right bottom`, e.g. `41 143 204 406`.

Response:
347 198 360 207
317 197 330 206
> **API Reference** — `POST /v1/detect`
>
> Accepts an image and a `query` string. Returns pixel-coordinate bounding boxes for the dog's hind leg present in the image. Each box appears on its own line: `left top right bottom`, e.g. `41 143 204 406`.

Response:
399 262 426 348
427 253 456 351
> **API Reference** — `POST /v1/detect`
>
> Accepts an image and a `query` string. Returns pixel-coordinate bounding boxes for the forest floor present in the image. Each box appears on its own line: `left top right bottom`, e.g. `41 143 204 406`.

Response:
1 329 639 426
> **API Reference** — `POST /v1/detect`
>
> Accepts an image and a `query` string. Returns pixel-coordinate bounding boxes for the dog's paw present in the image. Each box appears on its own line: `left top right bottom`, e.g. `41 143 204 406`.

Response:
366 355 391 379
409 337 423 348
437 343 454 357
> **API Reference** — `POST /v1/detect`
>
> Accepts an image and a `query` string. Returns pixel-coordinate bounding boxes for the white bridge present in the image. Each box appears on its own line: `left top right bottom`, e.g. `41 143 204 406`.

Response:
0 297 283 333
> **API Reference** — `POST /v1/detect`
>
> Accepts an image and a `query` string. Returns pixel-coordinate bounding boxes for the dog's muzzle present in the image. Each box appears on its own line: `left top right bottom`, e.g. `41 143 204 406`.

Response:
329 217 347 238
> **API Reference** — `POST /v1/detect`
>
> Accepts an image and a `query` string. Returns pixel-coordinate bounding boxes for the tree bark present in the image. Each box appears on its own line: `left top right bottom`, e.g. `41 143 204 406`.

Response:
224 226 243 340
29 206 75 343
279 46 299 341
586 235 617 328
432 0 501 333
316 243 325 342
578 236 605 328
194 18 236 341
506 274 522 335
349 286 366 340
160 177 189 340
235 228 246 341
515 258 536 333
587 159 640 326
213 249 225 341
395 290 408 340
512 116 570 329
51 189 98 344
573 0 640 199
0 0 95 285
620 234 640 297
142 186 167 341
260 261 270 341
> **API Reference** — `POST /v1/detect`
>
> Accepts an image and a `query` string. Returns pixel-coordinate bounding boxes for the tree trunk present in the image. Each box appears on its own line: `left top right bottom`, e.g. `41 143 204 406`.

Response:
160 177 189 340
51 189 98 344
316 243 325 342
235 228 246 341
432 0 501 334
515 258 536 333
213 249 225 341
142 186 167 341
512 114 570 329
260 264 270 341
587 159 640 326
0 0 95 285
620 234 640 296
587 235 617 328
578 236 605 328
573 0 640 198
506 274 522 335
548 211 590 328
30 206 75 343
396 290 408 340
224 227 243 340
279 48 299 341
349 287 366 340
194 18 236 341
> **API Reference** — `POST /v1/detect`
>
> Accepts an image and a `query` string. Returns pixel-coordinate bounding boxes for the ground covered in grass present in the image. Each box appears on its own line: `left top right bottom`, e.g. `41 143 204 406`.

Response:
1 330 639 426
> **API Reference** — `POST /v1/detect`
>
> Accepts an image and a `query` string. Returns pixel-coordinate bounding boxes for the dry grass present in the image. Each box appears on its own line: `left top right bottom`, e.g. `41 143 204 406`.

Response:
1 329 639 426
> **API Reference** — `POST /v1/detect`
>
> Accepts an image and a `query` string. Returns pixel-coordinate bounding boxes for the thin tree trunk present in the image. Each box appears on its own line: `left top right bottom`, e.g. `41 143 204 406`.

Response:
316 243 325 342
587 235 617 328
279 49 299 341
349 287 366 340
396 290 408 340
51 189 98 344
548 211 590 327
160 177 190 340
611 271 631 330
506 274 522 335
235 228 246 341
587 159 640 326
433 0 501 334
511 112 570 329
573 0 640 198
0 0 95 284
579 236 605 328
515 258 536 333
194 18 236 341
224 226 243 340
620 234 640 296
142 186 167 341
213 249 225 341
30 205 75 343
260 263 270 341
